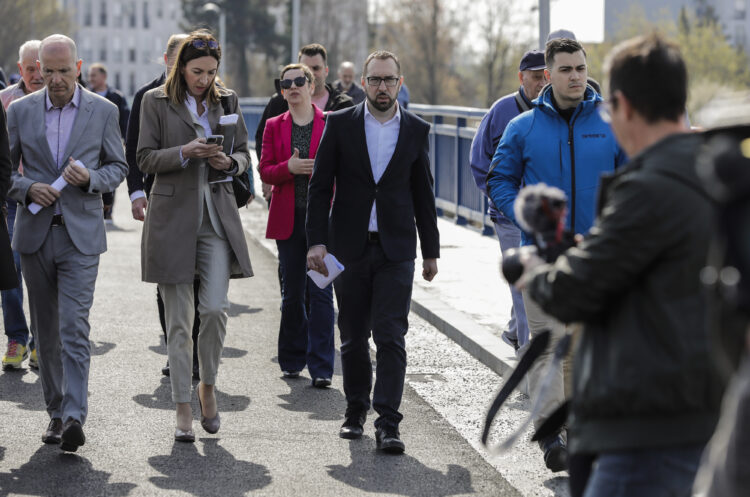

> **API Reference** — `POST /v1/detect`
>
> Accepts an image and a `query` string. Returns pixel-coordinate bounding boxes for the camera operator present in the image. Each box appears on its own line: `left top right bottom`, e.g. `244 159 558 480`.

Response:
518 34 726 496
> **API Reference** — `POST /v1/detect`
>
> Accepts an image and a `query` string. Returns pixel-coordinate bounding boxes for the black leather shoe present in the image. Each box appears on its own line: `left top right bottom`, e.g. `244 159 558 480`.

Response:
60 419 86 452
375 427 405 454
42 418 63 444
539 432 568 472
161 360 170 377
339 412 366 439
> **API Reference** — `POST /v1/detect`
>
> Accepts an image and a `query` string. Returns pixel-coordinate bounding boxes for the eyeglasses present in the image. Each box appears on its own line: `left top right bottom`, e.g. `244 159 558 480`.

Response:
191 39 219 50
280 76 309 89
366 76 399 87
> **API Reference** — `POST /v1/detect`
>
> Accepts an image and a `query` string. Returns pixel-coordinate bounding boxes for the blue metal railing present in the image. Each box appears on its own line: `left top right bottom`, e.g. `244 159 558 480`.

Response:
239 98 494 234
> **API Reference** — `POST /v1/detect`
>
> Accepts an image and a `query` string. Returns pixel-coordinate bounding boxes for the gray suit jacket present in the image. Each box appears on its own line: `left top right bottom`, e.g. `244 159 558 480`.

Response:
7 86 127 255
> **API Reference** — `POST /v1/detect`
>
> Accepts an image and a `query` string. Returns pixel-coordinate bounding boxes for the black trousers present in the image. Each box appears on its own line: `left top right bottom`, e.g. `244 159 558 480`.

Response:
334 241 414 430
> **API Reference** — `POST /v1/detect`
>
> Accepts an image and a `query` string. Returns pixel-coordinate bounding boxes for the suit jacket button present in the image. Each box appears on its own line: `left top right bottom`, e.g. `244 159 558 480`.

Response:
212 186 217 193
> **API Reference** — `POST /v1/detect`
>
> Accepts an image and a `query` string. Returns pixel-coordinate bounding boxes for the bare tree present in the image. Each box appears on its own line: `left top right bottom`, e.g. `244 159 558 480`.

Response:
0 0 72 75
380 0 461 105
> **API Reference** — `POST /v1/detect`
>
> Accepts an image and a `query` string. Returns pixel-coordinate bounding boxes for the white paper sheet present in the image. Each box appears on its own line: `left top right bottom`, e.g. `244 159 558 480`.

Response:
219 114 239 125
307 253 345 289
28 166 74 215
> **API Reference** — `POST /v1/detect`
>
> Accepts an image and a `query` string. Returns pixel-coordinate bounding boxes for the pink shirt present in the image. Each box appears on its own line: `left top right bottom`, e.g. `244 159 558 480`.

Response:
45 85 81 214
45 85 81 169
311 89 329 112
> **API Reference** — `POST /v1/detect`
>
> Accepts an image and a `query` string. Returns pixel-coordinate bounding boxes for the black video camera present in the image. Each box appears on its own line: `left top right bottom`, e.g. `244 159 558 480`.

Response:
501 184 577 284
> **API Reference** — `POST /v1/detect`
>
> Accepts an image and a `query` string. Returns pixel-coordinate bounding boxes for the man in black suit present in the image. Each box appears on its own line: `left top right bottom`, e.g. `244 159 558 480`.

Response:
307 50 439 454
124 34 199 379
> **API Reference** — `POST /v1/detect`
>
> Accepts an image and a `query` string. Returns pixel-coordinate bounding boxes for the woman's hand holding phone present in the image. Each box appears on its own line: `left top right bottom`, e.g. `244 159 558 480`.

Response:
181 137 222 159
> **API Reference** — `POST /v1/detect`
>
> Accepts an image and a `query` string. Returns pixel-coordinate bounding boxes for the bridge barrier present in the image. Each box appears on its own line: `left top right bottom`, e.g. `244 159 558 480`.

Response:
239 98 494 235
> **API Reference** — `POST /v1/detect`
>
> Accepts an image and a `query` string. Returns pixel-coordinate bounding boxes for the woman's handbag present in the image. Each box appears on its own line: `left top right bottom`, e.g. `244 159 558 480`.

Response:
220 96 253 208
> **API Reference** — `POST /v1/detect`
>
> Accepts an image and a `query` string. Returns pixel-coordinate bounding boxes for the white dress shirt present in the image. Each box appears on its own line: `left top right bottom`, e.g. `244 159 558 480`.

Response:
363 101 401 232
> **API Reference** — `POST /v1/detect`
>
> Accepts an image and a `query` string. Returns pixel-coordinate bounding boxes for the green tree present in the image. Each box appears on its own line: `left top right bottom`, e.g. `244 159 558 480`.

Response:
181 0 288 96
0 0 72 76
586 5 750 120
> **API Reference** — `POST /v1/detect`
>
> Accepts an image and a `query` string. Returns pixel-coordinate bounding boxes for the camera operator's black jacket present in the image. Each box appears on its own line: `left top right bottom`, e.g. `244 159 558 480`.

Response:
527 132 725 455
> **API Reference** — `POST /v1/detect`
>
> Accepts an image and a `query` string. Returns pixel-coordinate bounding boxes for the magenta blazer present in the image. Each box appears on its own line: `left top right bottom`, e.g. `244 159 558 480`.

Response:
259 105 326 240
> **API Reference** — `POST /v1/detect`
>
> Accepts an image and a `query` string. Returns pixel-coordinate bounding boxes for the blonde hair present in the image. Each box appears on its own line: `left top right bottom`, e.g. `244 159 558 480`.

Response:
164 30 221 106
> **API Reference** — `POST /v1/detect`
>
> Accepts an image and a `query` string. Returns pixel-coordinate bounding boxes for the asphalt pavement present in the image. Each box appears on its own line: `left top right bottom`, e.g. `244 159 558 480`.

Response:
0 179 543 496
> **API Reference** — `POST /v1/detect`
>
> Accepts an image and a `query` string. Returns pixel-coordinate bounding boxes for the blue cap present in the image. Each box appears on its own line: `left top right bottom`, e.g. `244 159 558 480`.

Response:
519 50 546 71
547 29 577 42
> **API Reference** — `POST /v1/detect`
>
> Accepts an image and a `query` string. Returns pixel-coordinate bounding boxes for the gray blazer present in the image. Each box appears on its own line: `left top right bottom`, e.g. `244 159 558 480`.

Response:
7 86 128 255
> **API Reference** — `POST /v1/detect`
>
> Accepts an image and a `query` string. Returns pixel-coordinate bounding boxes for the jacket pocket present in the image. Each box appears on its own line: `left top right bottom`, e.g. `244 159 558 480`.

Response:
84 199 104 210
151 183 175 197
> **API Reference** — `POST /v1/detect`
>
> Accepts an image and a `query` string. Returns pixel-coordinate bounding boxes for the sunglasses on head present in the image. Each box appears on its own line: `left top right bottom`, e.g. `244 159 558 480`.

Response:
191 39 219 50
280 76 309 89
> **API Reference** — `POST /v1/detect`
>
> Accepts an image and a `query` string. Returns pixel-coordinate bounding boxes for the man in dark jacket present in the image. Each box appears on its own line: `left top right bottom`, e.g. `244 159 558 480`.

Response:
520 34 724 496
88 62 130 222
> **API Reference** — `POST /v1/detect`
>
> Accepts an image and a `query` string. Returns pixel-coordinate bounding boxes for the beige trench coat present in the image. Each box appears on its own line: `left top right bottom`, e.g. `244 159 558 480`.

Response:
137 86 253 284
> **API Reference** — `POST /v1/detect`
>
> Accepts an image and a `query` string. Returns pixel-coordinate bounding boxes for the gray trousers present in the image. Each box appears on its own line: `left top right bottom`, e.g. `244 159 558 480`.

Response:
522 289 575 431
159 215 232 403
21 225 99 425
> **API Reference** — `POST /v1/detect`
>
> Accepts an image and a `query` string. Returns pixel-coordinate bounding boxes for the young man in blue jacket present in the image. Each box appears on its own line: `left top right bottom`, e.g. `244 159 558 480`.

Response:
487 38 626 472
470 49 547 353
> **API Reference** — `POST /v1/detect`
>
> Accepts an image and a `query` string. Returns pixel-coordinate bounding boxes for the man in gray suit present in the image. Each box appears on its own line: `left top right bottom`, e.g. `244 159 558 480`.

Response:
7 34 127 452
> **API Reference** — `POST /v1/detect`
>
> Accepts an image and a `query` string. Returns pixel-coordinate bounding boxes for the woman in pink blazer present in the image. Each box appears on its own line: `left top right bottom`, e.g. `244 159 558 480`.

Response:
259 63 334 387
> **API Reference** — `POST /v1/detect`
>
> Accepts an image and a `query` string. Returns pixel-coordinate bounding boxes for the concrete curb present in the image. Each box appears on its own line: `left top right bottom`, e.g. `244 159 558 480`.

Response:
241 210 519 381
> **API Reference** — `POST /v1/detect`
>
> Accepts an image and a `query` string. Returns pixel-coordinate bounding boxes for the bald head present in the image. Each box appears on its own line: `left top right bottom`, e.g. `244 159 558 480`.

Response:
338 61 356 89
38 34 82 107
39 34 78 62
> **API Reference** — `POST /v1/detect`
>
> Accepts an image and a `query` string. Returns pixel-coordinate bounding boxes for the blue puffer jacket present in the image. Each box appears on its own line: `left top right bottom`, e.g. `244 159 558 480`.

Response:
487 85 627 245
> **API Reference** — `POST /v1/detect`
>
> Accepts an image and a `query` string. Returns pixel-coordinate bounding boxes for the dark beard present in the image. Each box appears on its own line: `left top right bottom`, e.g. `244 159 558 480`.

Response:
366 92 395 112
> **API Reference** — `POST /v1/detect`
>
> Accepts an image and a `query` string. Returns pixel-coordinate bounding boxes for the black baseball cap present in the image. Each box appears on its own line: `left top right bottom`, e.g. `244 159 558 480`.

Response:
519 50 546 71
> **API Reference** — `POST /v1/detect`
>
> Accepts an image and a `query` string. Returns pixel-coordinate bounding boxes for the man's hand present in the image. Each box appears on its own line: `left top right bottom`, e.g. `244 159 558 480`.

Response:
62 157 90 187
307 245 329 277
27 183 61 207
207 151 232 171
422 258 438 282
131 197 148 221
181 138 222 160
287 148 314 175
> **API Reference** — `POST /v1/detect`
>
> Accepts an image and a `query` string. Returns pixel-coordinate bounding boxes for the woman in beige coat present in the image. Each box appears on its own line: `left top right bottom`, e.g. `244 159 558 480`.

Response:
137 30 253 442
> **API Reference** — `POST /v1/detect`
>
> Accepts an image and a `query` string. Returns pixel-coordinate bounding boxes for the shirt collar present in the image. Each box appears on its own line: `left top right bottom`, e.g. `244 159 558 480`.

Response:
45 84 81 111
185 93 207 117
364 99 401 125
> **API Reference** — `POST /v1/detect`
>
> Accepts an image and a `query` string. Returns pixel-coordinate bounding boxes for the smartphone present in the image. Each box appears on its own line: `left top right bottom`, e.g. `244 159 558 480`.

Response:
205 135 224 146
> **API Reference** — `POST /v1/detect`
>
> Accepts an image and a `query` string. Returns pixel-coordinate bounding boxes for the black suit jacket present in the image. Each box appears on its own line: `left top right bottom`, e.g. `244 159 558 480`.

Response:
125 74 165 196
307 103 440 263
103 87 130 138
0 104 18 290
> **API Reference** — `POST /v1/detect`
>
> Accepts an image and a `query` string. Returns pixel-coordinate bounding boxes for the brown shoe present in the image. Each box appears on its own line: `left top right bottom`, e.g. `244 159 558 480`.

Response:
42 418 63 444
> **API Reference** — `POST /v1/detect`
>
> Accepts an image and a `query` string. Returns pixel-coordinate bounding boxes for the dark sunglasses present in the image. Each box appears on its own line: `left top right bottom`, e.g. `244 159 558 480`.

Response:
280 76 309 89
191 39 219 50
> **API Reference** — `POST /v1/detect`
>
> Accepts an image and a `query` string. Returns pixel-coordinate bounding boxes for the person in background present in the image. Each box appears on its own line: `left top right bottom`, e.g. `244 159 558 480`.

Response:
333 61 365 105
0 39 43 372
469 49 547 354
259 63 334 387
87 62 129 224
